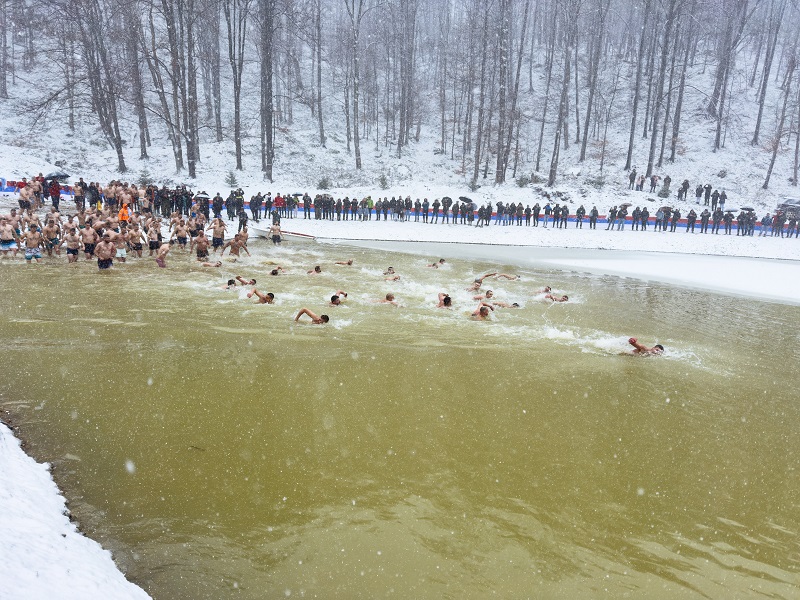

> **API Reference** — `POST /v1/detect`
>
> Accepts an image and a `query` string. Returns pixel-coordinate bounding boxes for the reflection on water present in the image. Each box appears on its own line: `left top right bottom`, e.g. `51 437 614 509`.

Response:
1 242 799 599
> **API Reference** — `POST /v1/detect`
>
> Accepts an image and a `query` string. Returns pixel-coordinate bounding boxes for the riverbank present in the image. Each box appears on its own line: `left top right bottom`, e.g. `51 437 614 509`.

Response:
1 212 798 598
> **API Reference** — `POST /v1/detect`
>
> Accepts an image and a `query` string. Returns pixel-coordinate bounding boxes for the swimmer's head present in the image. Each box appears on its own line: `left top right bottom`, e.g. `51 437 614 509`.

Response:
386 293 395 301
271 269 280 276
485 290 494 298
443 295 452 306
654 344 664 353
320 314 330 323
543 286 551 293
251 279 256 285
386 267 395 273
227 279 236 286
314 265 321 273
439 259 445 264
331 295 340 305
479 306 490 316
266 293 275 301
562 295 569 301
512 302 520 307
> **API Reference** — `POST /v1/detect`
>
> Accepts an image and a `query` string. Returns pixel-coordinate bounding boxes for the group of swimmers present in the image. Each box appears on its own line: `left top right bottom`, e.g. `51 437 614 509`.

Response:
215 260 663 355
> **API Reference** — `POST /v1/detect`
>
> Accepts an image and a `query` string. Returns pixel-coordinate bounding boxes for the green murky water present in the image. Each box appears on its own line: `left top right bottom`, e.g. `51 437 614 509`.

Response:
1 241 799 599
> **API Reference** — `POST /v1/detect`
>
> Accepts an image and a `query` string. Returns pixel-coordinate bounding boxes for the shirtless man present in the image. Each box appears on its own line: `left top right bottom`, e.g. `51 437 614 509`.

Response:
437 292 452 308
41 220 61 257
17 182 34 211
80 224 99 260
628 337 664 356
329 290 348 306
545 293 569 302
428 259 446 268
155 242 171 267
190 230 211 262
62 228 82 263
200 261 223 267
236 275 256 285
128 223 146 258
466 272 497 291
147 222 161 256
94 234 116 270
170 220 190 250
0 217 20 257
268 222 281 244
473 290 494 301
111 223 130 263
208 218 227 254
247 289 275 304
29 178 43 209
220 234 250 259
269 266 286 275
307 265 322 274
21 224 45 263
294 308 329 324
471 301 494 320
377 293 398 305
496 273 520 280
335 259 354 266
491 301 521 308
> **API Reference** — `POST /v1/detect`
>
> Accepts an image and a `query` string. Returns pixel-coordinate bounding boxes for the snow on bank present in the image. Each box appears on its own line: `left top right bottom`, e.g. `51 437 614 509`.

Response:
0 422 151 600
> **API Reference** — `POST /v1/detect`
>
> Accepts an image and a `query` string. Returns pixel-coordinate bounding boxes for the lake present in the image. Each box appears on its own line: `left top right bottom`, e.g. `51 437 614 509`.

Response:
1 241 798 599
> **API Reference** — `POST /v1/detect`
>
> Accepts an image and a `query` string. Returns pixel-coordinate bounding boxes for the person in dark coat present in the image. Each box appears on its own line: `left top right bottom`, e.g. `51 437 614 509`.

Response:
606 206 617 230
589 206 599 229
686 209 697 233
700 208 710 233
575 205 585 228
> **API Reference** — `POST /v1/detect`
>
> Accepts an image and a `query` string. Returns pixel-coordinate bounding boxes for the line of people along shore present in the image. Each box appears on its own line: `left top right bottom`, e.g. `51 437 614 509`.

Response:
6 175 799 239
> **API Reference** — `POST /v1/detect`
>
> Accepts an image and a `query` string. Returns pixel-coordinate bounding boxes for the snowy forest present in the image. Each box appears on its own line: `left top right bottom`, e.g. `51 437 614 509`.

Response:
1 0 800 192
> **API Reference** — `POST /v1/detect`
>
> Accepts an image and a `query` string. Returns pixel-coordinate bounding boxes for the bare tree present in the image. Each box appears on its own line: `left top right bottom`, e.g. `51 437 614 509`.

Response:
223 0 251 170
624 0 653 171
260 0 276 180
764 54 795 189
752 0 787 146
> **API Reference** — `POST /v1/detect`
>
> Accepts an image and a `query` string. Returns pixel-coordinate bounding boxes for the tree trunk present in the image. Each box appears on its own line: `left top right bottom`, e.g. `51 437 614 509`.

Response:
493 0 511 182
645 0 677 178
261 0 275 180
224 0 250 171
499 0 530 182
764 56 795 188
579 0 610 162
472 4 490 185
315 0 325 147
535 7 557 173
0 0 8 99
752 0 786 146
624 0 653 170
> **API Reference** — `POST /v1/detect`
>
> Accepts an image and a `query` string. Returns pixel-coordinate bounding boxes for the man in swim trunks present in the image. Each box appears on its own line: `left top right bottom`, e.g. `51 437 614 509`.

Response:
0 217 20 257
21 224 45 263
95 234 116 270
62 227 82 263
377 293 398 305
170 219 190 250
41 219 61 257
111 222 130 263
208 218 227 253
128 223 146 258
191 230 211 261
628 337 664 356
307 265 322 274
220 233 250 259
329 290 348 306
437 292 452 308
428 259 446 268
269 222 282 244
294 308 329 324
80 224 99 260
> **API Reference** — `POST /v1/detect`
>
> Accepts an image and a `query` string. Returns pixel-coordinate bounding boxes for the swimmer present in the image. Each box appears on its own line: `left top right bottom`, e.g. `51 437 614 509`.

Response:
335 259 354 265
294 307 329 324
383 266 396 275
536 286 552 294
473 290 494 300
236 275 256 285
307 265 322 274
247 289 275 304
329 290 348 306
628 337 664 356
428 259 446 268
496 273 520 280
385 273 401 281
270 267 286 275
221 279 238 290
491 301 521 308
437 292 452 308
472 301 494 320
200 261 223 267
377 293 398 306
466 272 497 291
545 293 569 302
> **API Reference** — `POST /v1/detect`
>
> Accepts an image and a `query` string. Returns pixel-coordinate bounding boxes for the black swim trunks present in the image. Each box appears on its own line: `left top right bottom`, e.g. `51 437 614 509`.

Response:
84 243 96 255
196 248 209 260
66 248 78 256
212 237 224 248
98 258 113 270
149 240 159 251
132 242 143 251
